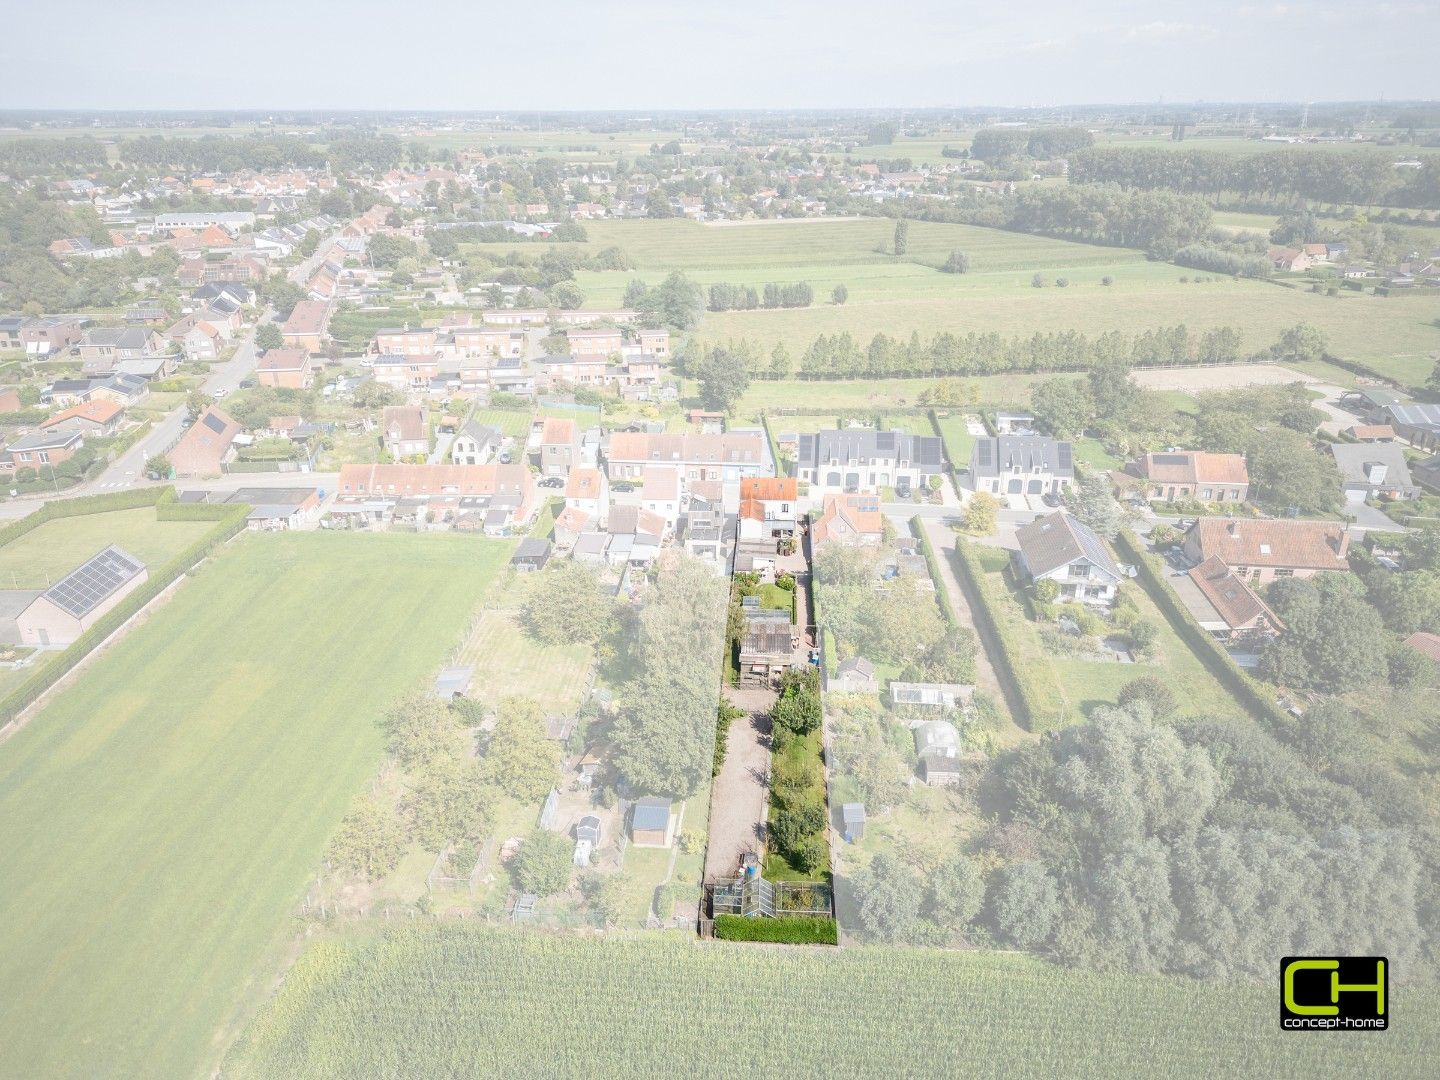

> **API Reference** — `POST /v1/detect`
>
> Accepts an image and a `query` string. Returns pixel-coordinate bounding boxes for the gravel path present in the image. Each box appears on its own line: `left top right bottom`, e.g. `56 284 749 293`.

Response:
703 686 775 882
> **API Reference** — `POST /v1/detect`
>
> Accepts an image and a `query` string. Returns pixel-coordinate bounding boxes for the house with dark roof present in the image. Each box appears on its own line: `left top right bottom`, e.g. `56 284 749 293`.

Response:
970 436 1074 498
6 427 86 469
510 537 552 573
1329 442 1419 501
17 546 148 646
382 405 429 459
794 428 944 495
451 421 501 466
1014 511 1121 607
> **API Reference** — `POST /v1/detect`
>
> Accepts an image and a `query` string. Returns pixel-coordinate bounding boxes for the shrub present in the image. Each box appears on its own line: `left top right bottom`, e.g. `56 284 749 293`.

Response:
713 915 837 944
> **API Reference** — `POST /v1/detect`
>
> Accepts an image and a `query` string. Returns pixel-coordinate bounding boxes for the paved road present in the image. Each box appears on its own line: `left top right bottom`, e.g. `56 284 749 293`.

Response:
287 234 342 286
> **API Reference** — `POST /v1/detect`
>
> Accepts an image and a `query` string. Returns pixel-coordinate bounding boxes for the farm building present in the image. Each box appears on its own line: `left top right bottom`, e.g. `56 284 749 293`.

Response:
16 546 148 647
629 797 674 848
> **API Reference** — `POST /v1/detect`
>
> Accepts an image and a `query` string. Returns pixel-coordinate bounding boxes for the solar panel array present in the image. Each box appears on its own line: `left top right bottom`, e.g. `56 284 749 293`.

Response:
1056 443 1073 472
974 441 994 468
202 412 228 435
45 546 145 618
1151 453 1189 465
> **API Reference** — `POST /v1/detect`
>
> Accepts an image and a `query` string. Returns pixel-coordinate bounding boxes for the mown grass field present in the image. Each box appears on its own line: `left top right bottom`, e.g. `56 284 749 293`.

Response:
0 532 510 1080
225 924 1438 1080
454 607 593 712
466 218 1440 385
0 506 214 589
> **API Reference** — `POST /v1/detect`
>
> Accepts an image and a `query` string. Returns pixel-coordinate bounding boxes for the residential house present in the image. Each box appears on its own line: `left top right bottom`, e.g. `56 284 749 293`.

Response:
166 316 222 361
1329 442 1419 502
795 428 945 495
19 316 84 358
1013 511 1122 607
6 427 85 469
336 462 534 516
374 326 437 357
605 431 766 484
170 405 243 476
639 467 681 534
737 477 798 540
565 466 609 519
1182 518 1350 582
280 300 330 352
371 353 440 389
1136 451 1249 503
1267 246 1313 272
1185 556 1286 643
452 326 523 358
16 546 148 647
811 493 883 546
569 327 623 357
84 373 148 407
451 421 501 465
382 405 430 459
255 348 314 389
539 417 580 476
39 399 123 437
535 354 607 387
970 436 1074 498
77 327 161 371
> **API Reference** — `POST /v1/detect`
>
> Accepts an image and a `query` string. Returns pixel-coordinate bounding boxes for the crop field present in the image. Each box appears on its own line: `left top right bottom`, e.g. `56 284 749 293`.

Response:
0 532 510 1080
454 608 593 712
470 218 1440 386
0 506 214 589
731 372 1048 418
225 924 1437 1080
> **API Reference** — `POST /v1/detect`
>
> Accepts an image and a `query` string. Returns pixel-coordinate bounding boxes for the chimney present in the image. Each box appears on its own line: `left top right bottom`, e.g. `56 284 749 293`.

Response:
1227 521 1240 538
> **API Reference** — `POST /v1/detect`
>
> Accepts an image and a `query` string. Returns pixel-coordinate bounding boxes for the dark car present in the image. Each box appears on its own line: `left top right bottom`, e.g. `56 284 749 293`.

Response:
538 476 564 489
1042 492 1063 508
612 480 636 493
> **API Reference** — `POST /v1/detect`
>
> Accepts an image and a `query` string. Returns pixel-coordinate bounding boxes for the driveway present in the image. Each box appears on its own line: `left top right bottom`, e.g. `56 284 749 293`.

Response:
703 686 775 882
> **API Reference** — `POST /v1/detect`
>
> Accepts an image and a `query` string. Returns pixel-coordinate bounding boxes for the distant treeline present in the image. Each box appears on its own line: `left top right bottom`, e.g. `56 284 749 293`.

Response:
969 126 1095 163
0 133 413 178
1172 242 1272 279
792 324 1245 379
886 183 1213 257
707 281 813 311
1069 146 1440 210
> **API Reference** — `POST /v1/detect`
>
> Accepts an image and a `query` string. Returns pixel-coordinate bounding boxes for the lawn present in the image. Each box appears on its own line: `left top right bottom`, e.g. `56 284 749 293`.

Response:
0 506 215 589
973 544 1245 725
0 531 510 1080
224 924 1438 1079
469 407 534 437
465 217 1440 387
933 412 977 470
454 608 593 713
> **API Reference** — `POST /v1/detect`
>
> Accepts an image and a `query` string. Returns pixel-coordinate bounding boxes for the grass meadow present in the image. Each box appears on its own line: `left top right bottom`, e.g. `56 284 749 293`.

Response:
0 531 510 1079
0 506 214 589
464 218 1440 385
224 924 1438 1080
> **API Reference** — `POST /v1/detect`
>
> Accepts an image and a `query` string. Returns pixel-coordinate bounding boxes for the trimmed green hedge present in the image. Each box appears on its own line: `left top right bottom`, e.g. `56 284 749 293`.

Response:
1112 530 1293 733
909 516 958 625
0 494 250 725
714 915 837 945
0 486 167 547
951 537 1067 733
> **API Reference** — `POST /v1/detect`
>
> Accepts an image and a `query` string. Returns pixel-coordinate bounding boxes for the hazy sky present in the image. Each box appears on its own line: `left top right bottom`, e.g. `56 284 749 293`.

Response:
7 0 1438 110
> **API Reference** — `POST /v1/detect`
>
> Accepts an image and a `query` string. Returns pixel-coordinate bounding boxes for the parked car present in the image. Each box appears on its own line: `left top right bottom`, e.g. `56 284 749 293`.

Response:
612 480 636 493
538 476 564 489
1042 492 1063 507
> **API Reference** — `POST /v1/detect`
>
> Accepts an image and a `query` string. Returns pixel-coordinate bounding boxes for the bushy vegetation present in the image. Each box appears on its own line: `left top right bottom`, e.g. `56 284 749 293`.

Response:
714 914 837 943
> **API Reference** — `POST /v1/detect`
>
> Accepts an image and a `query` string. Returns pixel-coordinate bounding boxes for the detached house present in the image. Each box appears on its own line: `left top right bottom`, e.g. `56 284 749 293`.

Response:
1014 511 1122 607
1136 451 1249 503
1182 518 1350 582
738 477 798 539
170 405 242 476
280 300 330 352
451 421 501 465
970 436 1074 498
795 428 945 495
811 493 883 546
382 405 430 459
1329 442 1419 502
256 348 314 389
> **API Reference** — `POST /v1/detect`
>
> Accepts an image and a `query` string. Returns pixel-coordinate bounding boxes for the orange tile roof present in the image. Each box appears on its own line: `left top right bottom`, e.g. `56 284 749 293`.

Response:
1187 518 1349 571
1349 425 1395 440
740 477 797 502
41 399 123 428
565 467 603 499
1188 556 1284 631
1403 631 1440 663
541 417 577 445
1141 452 1249 486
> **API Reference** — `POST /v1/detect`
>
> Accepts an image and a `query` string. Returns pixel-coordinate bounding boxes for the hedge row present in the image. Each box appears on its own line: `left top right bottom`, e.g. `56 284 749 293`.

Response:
0 485 167 547
909 516 957 625
1112 530 1293 733
951 537 1067 733
713 915 838 945
0 495 250 725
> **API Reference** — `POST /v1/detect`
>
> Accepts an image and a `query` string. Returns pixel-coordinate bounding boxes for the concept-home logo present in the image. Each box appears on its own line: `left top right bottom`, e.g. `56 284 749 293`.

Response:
1281 957 1388 1031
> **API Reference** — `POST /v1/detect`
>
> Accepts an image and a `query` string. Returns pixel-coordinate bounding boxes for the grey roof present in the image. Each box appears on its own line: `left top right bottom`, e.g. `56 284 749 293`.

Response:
632 797 671 831
970 436 1074 479
837 655 875 678
83 327 150 349
433 666 472 697
8 427 85 451
458 421 502 446
40 545 145 618
1015 511 1120 580
795 428 944 471
1330 442 1415 487
1387 402 1440 426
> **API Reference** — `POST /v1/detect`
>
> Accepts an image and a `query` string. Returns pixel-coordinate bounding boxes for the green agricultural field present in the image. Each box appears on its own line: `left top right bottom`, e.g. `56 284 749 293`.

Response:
733 372 1047 417
468 217 1440 386
0 532 510 1080
0 505 215 589
225 924 1437 1080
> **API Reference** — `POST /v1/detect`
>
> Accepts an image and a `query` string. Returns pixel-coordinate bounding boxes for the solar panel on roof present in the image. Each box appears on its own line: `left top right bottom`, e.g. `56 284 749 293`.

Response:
1152 453 1189 465
43 546 145 618
1056 444 1073 471
202 412 227 434
976 441 993 467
